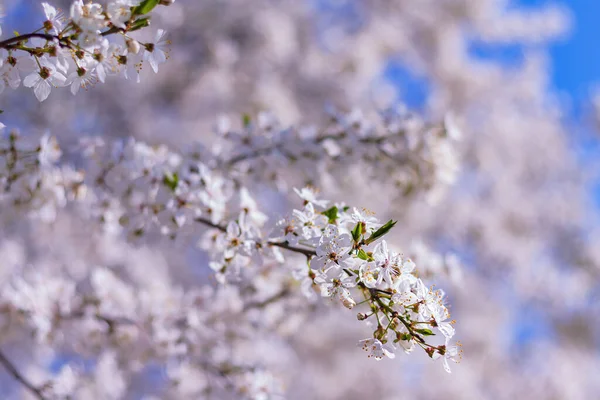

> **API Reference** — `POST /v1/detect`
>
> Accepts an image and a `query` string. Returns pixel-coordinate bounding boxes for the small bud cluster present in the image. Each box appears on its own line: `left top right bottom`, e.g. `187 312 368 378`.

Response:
0 0 173 101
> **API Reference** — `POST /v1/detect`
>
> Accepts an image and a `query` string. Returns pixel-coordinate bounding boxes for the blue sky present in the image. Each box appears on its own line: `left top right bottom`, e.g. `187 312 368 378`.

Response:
387 0 600 117
533 0 600 114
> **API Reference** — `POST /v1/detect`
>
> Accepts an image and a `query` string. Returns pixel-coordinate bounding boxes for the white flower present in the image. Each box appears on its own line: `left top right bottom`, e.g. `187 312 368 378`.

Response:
90 39 110 82
358 338 396 360
432 338 461 373
144 29 170 73
359 262 382 288
310 225 352 271
291 202 328 241
293 186 329 209
38 133 62 166
372 240 404 287
68 66 97 95
431 305 455 339
107 0 135 29
42 2 63 34
0 61 22 92
70 0 106 32
23 63 66 101
314 267 356 303
341 207 380 230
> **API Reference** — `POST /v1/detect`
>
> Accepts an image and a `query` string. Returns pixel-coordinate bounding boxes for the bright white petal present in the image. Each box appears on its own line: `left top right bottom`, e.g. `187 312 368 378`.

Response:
23 73 40 88
34 81 51 101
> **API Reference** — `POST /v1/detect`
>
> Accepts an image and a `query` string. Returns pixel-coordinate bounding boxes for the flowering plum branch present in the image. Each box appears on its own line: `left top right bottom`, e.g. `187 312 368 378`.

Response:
0 0 172 101
0 2 464 397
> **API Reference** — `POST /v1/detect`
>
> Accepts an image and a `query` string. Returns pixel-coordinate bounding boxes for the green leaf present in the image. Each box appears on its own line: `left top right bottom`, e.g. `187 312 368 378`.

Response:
356 248 370 261
415 328 435 336
163 172 179 191
322 206 338 224
13 30 20 37
351 222 361 242
132 0 159 16
129 17 151 32
242 113 251 127
364 219 397 245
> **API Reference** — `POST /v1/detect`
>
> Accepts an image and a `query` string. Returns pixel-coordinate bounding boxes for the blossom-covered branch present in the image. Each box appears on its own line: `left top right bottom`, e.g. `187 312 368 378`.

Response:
0 112 461 400
210 108 461 203
0 0 172 101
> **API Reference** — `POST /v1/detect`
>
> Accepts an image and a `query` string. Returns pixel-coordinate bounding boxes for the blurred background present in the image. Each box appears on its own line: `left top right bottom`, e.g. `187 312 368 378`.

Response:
1 0 600 398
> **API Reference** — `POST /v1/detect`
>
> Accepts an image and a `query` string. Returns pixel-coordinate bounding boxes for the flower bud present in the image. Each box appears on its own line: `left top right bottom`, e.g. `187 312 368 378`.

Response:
126 39 141 54
341 295 356 310
356 312 368 321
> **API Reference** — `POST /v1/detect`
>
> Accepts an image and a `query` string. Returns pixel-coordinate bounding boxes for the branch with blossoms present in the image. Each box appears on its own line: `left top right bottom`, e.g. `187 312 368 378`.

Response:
0 111 462 376
71 133 462 370
0 0 173 101
0 264 293 398
208 108 461 204
0 110 462 400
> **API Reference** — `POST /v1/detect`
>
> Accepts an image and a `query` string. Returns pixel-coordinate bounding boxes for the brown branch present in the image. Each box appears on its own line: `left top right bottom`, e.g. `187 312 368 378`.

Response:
194 216 316 257
268 241 315 258
0 33 56 48
243 287 291 311
0 349 47 400
194 216 226 232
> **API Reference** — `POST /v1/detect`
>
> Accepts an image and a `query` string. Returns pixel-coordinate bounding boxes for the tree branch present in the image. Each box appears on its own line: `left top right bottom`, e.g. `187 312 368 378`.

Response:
194 216 316 257
0 349 47 400
0 33 56 48
243 287 291 311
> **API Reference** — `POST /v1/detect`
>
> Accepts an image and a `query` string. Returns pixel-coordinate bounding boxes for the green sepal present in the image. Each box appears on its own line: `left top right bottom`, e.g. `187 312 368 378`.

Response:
351 222 361 242
129 17 151 32
364 219 397 245
322 206 338 224
242 113 251 127
163 171 179 191
356 248 371 261
132 0 160 15
415 328 435 336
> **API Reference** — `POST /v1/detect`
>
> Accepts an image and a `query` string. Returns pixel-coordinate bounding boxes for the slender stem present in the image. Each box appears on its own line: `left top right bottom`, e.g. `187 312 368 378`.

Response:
194 216 317 258
0 33 56 48
194 216 226 232
0 350 47 400
243 287 291 311
268 241 315 257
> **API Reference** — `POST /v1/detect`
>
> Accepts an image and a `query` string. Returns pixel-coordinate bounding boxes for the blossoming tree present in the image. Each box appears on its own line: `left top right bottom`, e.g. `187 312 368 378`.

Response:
1 0 599 399
0 1 466 398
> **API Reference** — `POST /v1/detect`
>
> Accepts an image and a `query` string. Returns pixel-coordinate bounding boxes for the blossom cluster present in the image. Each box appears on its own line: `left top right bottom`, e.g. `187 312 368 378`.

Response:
0 261 288 398
0 123 85 222
271 192 462 370
0 103 461 398
210 107 461 203
77 129 462 369
0 0 172 101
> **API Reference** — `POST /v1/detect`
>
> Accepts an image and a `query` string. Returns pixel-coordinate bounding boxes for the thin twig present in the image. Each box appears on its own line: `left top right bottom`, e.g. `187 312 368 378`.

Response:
194 216 316 257
0 349 47 400
0 33 56 48
243 287 291 311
